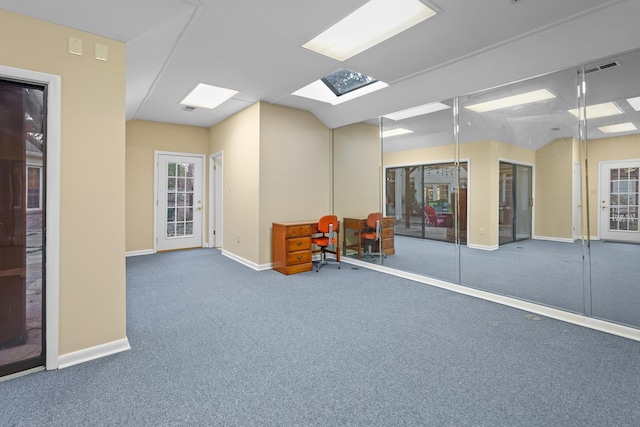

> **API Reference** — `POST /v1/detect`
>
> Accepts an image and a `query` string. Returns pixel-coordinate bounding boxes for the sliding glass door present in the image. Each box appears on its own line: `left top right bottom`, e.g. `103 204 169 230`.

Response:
499 162 533 245
0 78 46 378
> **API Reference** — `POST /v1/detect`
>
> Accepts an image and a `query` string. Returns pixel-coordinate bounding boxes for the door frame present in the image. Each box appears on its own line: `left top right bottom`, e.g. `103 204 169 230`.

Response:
209 152 223 248
0 65 60 372
573 162 582 241
153 151 206 253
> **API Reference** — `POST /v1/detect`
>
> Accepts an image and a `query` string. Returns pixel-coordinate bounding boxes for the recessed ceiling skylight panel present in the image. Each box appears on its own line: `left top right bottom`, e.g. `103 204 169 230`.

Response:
180 83 238 109
303 0 438 61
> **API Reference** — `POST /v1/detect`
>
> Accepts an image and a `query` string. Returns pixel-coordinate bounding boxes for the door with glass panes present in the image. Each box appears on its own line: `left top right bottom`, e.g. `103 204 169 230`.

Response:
156 153 204 251
599 161 640 242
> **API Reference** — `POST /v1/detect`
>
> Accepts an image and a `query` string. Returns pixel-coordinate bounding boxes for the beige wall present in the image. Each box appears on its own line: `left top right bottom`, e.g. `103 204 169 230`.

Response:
209 103 261 264
125 120 210 252
535 138 574 239
334 123 381 219
0 10 126 355
259 103 331 265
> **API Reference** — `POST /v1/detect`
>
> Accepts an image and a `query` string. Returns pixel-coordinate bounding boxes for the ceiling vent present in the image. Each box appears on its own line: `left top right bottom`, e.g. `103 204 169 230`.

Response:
584 60 621 74
182 106 196 112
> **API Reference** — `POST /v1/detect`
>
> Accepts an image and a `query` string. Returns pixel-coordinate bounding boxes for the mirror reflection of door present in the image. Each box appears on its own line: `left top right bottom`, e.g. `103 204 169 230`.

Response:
156 153 204 252
499 162 533 245
0 79 46 378
599 161 640 242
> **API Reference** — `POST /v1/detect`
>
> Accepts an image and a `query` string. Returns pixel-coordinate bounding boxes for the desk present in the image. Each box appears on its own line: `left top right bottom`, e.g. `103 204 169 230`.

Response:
342 217 395 259
272 220 340 275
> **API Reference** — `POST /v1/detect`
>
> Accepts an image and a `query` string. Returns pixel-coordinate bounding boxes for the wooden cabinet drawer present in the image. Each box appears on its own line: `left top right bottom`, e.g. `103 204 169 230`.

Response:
382 227 394 238
383 217 395 227
286 225 313 237
287 250 311 265
287 237 311 252
382 238 394 249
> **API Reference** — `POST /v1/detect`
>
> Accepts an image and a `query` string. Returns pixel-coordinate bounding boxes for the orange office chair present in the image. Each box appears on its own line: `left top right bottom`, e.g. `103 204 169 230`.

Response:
359 212 383 260
311 215 340 272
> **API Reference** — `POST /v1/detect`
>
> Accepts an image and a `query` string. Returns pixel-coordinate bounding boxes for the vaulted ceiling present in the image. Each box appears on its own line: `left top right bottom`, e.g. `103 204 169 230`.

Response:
1 0 639 130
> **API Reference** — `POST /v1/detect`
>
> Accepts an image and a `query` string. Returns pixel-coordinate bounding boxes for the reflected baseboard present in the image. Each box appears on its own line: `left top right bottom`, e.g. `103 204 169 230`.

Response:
341 257 640 342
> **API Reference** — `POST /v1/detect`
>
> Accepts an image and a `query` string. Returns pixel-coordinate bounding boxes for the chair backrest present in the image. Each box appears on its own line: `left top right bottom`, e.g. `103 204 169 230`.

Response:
317 215 339 234
366 212 382 239
424 205 437 222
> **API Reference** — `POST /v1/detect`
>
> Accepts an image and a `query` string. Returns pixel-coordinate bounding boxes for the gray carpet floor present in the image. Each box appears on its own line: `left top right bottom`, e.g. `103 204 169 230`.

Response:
369 236 640 328
2 248 640 426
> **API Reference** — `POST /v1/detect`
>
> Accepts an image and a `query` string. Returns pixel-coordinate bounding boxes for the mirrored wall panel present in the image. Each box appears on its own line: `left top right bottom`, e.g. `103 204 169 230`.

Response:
337 48 640 331
381 101 458 283
583 49 640 328
457 66 586 314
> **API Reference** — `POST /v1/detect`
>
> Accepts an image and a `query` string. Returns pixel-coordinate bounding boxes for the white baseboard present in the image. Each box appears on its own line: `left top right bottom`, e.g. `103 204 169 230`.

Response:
467 243 499 251
57 337 131 369
125 249 154 257
533 236 574 243
221 250 272 271
344 258 640 343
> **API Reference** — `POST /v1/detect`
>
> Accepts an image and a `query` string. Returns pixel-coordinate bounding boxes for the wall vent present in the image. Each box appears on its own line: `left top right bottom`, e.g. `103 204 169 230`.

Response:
584 60 620 74
182 105 196 112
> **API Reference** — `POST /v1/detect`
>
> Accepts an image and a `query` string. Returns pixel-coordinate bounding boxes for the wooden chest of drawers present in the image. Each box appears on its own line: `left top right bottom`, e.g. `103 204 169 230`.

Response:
272 221 316 275
343 216 395 258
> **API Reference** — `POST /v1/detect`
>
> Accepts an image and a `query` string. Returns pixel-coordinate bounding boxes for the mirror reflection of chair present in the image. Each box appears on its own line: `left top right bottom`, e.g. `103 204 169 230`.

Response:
359 212 383 261
424 205 446 227
312 215 340 272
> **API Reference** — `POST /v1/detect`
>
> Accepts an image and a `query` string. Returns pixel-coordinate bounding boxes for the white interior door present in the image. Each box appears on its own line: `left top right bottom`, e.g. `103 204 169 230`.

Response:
157 153 204 251
599 161 640 242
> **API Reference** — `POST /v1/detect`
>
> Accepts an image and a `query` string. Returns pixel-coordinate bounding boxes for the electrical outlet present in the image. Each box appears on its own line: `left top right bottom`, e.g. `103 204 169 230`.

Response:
480 227 485 235
236 235 240 243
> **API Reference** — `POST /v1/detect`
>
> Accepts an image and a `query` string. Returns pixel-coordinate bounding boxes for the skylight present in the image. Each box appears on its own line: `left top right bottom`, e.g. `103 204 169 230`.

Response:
292 69 388 105
302 0 438 61
180 83 238 109
465 89 556 113
568 102 624 119
322 69 377 96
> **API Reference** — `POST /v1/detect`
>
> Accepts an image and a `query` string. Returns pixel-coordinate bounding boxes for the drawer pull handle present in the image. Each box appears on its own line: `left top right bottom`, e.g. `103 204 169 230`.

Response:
297 242 302 247
297 255 302 260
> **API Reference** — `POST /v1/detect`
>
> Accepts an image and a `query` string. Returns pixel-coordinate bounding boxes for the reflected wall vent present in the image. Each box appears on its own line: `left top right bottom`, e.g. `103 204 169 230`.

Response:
584 60 620 74
182 106 196 112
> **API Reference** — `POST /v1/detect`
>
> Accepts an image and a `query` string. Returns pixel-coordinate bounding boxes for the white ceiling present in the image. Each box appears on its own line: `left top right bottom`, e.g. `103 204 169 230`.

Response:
1 0 639 130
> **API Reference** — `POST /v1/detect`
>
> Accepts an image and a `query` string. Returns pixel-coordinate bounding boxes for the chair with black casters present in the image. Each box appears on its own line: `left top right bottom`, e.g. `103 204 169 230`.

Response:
311 215 340 272
359 212 383 261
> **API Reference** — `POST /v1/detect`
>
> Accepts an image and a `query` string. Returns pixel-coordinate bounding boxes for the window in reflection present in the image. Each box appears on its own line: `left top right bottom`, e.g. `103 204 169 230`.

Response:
386 162 467 243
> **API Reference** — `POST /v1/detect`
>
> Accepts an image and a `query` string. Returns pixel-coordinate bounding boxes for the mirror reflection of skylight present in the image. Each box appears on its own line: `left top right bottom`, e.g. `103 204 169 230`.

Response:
627 96 640 111
382 128 414 138
568 101 624 119
383 102 450 120
321 68 377 97
598 122 637 134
